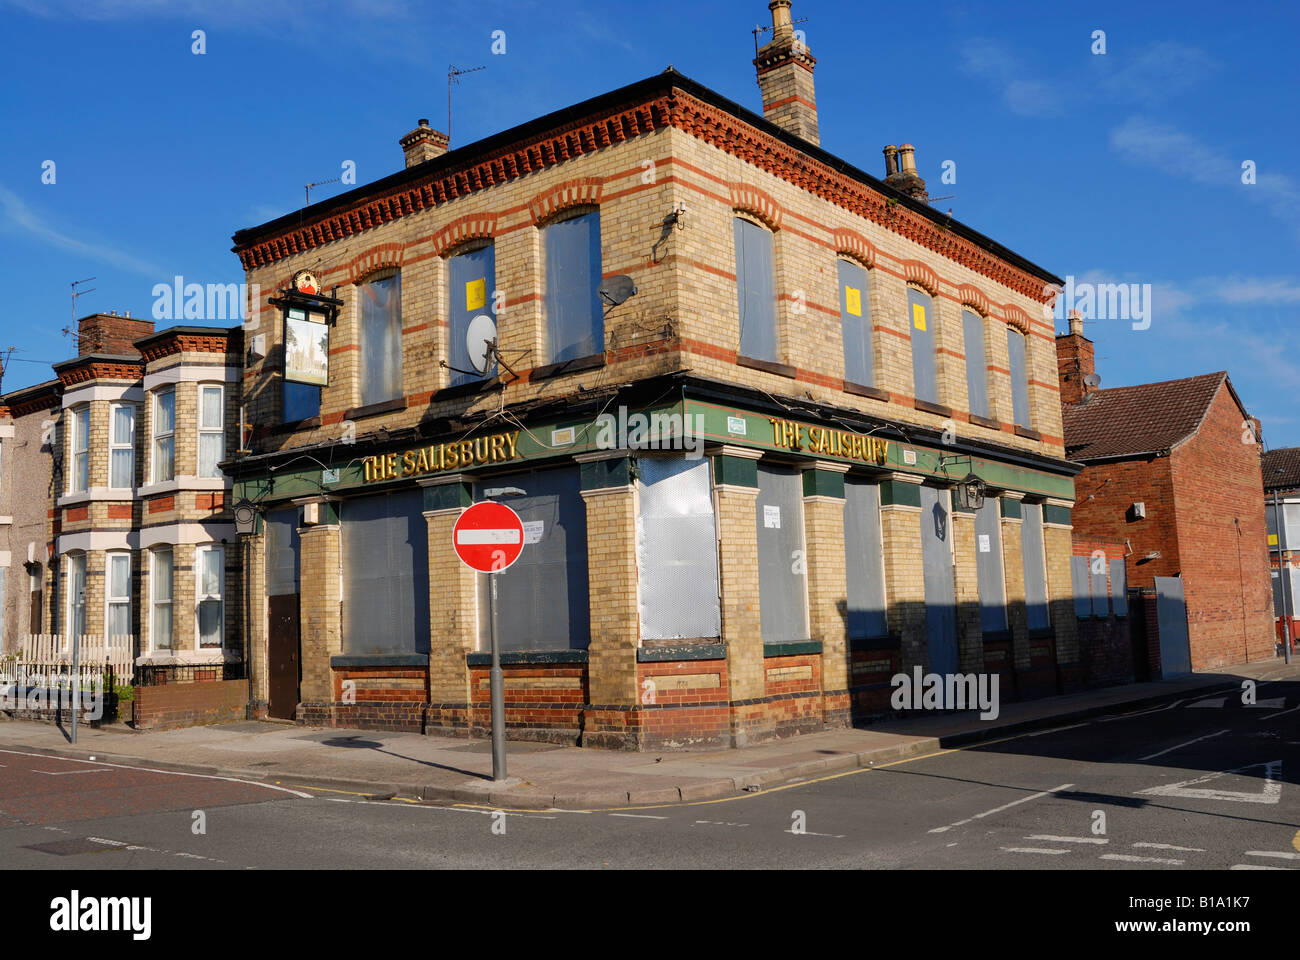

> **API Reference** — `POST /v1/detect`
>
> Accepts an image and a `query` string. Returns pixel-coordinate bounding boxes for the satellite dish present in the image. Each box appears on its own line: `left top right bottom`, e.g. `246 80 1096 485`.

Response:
598 275 637 307
1083 373 1101 388
465 314 497 375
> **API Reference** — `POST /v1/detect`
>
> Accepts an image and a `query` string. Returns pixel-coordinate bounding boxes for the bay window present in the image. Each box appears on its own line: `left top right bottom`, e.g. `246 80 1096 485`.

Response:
110 403 136 488
152 388 175 483
196 544 224 647
198 384 224 478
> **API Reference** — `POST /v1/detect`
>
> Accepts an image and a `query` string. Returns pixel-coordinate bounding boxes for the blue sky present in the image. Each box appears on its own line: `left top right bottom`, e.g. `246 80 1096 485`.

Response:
2 0 1297 446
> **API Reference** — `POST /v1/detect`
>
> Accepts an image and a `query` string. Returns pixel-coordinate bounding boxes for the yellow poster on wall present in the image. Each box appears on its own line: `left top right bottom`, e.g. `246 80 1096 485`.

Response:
912 302 927 331
845 286 862 317
465 277 486 311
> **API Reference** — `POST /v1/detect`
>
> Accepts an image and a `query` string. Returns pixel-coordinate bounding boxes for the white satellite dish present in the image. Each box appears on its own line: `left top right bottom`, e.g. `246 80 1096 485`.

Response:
466 314 497 375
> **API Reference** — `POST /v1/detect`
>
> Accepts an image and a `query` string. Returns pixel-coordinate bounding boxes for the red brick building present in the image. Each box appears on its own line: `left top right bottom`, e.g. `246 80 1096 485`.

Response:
1262 446 1300 650
1057 316 1274 672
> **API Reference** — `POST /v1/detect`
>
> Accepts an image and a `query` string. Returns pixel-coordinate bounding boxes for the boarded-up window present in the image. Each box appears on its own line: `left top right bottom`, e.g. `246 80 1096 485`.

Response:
636 456 720 640
839 259 874 387
1090 555 1109 618
1021 503 1049 629
543 211 603 364
265 508 301 597
735 218 777 362
756 462 807 643
844 477 888 639
476 467 589 651
908 288 938 404
341 489 429 655
1007 326 1031 428
1071 556 1091 619
974 497 1007 631
448 244 497 385
962 309 990 418
1110 558 1128 617
359 272 402 406
920 486 958 674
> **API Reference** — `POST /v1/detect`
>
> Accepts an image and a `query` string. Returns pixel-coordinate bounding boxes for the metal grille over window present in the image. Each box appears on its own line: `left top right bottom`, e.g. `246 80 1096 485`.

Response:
1021 502 1050 629
636 456 721 640
844 477 888 639
1070 556 1092 619
908 288 938 404
1110 557 1128 616
341 489 429 655
198 385 224 478
153 389 175 483
360 272 402 406
110 404 135 488
1007 326 1032 428
756 462 808 643
962 309 990 419
974 496 1007 630
475 467 590 651
839 259 874 387
735 218 777 362
543 211 603 364
449 245 497 385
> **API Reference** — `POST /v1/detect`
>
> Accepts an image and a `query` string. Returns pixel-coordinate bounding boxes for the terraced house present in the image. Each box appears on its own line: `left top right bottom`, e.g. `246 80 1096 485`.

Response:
15 312 245 677
228 1 1082 749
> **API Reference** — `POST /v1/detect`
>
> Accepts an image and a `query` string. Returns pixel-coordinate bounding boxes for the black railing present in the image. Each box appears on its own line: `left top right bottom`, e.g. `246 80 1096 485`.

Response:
136 661 246 686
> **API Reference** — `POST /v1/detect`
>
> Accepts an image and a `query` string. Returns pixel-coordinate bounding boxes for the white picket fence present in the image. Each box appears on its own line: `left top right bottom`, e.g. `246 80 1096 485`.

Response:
3 634 136 687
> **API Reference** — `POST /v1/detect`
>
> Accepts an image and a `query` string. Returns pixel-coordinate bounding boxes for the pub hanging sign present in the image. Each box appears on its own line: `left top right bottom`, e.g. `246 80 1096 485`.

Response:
271 271 344 388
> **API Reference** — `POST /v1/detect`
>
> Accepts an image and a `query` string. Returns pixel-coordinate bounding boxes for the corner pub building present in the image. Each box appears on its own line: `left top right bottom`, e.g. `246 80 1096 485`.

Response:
228 1 1081 750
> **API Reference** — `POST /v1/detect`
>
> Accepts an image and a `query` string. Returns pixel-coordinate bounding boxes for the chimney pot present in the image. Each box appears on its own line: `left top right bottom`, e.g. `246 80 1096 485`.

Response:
898 144 917 175
1068 310 1084 336
883 145 899 177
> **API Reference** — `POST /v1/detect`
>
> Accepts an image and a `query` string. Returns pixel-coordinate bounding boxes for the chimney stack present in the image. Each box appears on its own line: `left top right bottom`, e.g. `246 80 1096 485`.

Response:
77 312 155 357
754 1 819 145
400 118 449 168
1055 310 1097 404
883 142 928 202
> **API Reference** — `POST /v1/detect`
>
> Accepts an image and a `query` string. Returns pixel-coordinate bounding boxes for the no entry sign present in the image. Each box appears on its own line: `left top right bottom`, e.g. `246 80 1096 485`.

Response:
453 500 525 573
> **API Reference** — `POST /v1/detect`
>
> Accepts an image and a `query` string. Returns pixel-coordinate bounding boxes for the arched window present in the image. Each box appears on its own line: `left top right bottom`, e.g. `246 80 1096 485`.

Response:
734 217 777 362
447 242 497 385
838 259 874 388
359 271 402 406
908 287 939 404
1006 326 1032 428
962 309 991 419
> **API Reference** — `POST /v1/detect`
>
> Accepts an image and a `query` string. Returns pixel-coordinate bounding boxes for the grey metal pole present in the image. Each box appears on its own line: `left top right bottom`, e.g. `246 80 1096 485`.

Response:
489 573 506 781
1274 489 1292 664
69 632 80 745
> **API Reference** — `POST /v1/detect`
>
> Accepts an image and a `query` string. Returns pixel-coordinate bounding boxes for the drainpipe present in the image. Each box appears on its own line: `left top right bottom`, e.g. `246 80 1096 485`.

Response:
1273 488 1292 664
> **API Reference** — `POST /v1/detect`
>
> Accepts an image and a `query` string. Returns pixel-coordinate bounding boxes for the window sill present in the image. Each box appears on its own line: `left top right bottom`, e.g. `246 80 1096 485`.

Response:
1014 425 1041 441
843 380 890 402
331 654 428 669
467 649 589 666
763 640 822 657
345 397 408 421
637 642 726 663
969 414 1002 431
529 354 605 382
138 478 230 497
913 399 952 417
737 355 797 379
272 416 322 434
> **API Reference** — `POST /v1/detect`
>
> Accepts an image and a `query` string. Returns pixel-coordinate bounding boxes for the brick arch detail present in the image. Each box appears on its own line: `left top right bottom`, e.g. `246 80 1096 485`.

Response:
528 178 603 226
347 243 406 285
728 182 783 231
831 228 877 269
429 214 499 257
957 282 991 317
901 259 941 296
1000 303 1032 334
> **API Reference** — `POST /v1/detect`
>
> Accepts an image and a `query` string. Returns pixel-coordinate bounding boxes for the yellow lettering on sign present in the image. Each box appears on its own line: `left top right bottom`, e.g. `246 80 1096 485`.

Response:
912 302 927 331
845 286 861 317
403 450 417 476
466 277 486 311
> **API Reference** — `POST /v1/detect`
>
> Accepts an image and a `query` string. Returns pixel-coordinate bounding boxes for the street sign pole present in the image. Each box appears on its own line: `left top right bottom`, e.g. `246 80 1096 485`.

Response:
69 632 80 745
489 573 506 781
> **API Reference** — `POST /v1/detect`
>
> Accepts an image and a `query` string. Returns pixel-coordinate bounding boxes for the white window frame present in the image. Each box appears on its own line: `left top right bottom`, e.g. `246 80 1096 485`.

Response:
149 547 174 652
197 383 225 479
109 402 136 490
152 388 176 483
65 552 86 643
69 405 90 494
105 551 132 641
195 543 225 648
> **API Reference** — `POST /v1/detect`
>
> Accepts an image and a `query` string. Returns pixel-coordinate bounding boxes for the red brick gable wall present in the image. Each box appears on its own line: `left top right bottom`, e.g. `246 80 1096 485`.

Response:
1070 454 1180 589
1170 382 1274 669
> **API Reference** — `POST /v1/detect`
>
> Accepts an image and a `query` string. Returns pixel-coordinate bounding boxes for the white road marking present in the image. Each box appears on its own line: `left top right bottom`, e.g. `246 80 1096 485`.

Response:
608 813 668 820
1245 850 1300 860
1247 698 1286 709
1102 853 1185 865
1261 704 1300 722
325 798 557 819
784 829 846 838
1025 834 1108 844
693 820 748 827
1231 864 1289 870
1136 729 1228 761
1027 722 1090 737
1133 842 1206 852
1187 698 1226 709
929 783 1074 834
0 748 315 798
1001 847 1070 855
1139 760 1281 804
35 768 110 776
1099 698 1191 722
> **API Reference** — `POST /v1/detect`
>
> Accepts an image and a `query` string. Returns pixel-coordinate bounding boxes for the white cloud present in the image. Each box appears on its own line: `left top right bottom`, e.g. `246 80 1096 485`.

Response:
1095 41 1218 104
0 184 162 276
958 38 1064 117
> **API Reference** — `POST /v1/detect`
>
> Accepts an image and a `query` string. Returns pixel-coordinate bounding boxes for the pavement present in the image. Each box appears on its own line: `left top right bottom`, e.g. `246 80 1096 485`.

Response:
2 657 1297 810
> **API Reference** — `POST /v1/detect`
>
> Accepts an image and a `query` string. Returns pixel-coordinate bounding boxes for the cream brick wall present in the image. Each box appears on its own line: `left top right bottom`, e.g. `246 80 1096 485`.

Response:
298 524 341 702
425 506 476 703
582 484 640 706
715 485 762 701
803 493 849 692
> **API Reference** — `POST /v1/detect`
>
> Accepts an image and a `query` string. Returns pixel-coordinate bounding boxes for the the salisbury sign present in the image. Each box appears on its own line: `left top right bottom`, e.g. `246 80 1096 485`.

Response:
768 416 890 465
362 429 522 483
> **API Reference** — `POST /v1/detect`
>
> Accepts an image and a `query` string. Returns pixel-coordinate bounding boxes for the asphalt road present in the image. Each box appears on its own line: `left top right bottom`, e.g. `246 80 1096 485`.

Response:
2 680 1297 870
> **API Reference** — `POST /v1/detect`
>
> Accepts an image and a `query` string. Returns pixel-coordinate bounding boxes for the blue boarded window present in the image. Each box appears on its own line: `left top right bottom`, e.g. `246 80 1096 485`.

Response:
962 309 990 418
735 217 778 362
359 272 402 406
448 244 497 385
844 477 888 639
1021 503 1050 630
1007 326 1032 428
908 287 938 404
839 259 874 387
543 210 604 364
